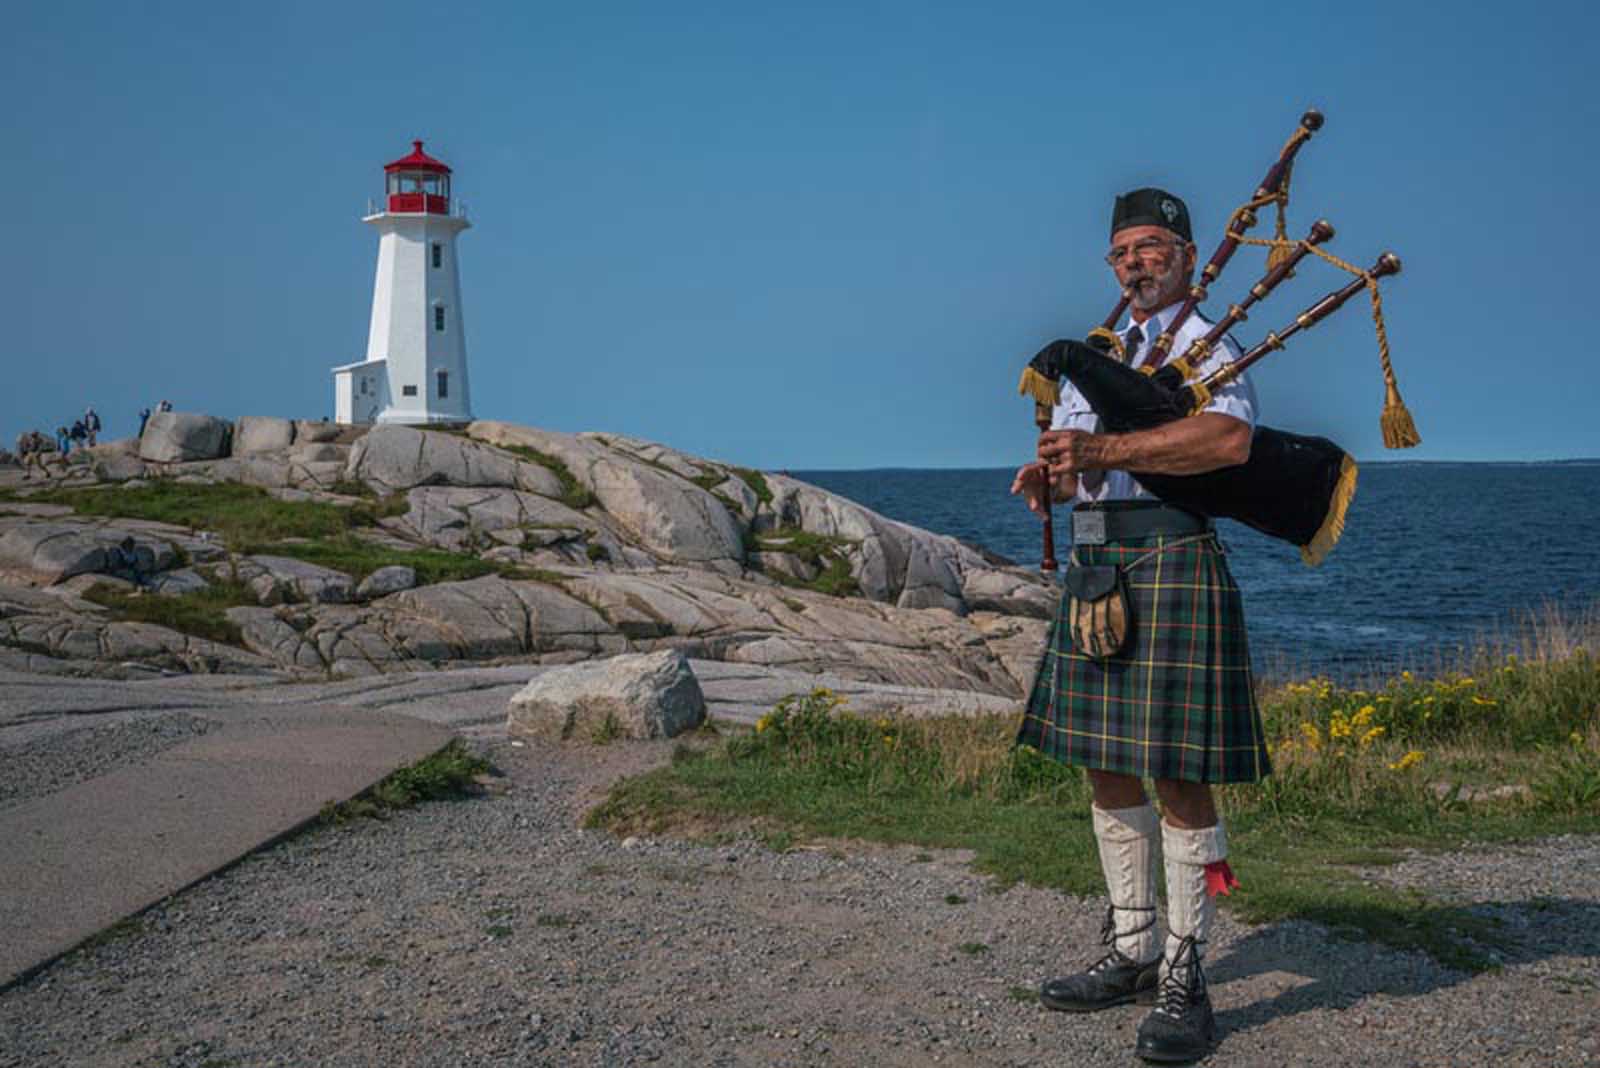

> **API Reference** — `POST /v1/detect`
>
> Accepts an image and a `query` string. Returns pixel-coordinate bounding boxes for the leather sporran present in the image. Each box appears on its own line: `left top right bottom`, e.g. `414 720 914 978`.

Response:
1063 562 1131 659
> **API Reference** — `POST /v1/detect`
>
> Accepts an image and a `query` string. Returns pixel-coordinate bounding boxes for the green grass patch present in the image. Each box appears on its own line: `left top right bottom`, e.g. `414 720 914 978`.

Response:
498 443 596 510
732 467 772 505
252 534 497 586
321 740 492 822
589 650 1600 972
691 472 725 492
82 580 256 646
19 481 407 552
745 527 862 598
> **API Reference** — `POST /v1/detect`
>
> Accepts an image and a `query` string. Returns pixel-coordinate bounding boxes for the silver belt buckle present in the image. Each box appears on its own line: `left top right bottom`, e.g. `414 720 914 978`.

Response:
1072 510 1106 546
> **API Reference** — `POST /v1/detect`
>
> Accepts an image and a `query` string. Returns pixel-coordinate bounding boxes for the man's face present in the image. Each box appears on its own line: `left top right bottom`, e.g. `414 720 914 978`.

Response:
1107 224 1196 314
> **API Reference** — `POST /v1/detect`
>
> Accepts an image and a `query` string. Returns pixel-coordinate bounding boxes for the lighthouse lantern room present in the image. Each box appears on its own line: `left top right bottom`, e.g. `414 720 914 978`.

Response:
334 140 473 425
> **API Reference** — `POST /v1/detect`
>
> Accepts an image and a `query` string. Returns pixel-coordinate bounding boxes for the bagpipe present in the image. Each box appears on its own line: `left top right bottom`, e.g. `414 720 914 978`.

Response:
1017 109 1419 569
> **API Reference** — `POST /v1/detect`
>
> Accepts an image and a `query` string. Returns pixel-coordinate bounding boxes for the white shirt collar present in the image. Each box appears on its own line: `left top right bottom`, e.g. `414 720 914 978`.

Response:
1124 300 1183 338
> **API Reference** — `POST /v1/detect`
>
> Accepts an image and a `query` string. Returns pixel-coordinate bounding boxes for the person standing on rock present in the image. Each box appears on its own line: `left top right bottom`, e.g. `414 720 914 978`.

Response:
17 430 47 481
84 407 101 447
1010 188 1269 1064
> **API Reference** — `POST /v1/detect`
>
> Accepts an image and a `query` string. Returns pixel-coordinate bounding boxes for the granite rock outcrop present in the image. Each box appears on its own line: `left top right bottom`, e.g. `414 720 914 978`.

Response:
0 416 1052 706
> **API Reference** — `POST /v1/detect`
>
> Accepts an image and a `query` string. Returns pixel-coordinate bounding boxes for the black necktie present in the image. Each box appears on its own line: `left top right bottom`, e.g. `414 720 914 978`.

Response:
1078 324 1142 499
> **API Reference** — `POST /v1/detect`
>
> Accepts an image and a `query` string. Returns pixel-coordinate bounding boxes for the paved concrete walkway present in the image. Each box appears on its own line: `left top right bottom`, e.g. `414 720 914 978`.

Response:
0 700 452 988
0 660 1018 989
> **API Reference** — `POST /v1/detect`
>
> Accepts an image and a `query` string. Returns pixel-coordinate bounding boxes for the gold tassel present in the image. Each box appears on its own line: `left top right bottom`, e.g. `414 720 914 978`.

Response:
1086 326 1125 361
1300 454 1359 567
1266 241 1294 274
1017 365 1061 408
1380 379 1421 449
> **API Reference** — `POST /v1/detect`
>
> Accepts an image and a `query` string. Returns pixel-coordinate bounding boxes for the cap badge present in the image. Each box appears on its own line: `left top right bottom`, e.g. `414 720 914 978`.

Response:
1160 198 1180 223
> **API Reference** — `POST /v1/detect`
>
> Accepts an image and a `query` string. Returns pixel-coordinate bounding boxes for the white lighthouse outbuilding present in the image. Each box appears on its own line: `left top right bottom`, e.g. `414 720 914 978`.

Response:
333 140 473 425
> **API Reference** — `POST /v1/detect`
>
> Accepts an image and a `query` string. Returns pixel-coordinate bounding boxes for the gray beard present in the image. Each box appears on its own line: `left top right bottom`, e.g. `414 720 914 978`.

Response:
1127 262 1186 312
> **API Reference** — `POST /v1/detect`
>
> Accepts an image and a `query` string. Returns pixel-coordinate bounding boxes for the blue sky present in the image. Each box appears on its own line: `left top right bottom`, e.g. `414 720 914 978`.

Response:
5 1 1595 468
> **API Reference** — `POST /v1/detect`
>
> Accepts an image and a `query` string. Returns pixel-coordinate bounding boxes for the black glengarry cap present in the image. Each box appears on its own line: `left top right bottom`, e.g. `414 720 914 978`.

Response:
1111 187 1192 242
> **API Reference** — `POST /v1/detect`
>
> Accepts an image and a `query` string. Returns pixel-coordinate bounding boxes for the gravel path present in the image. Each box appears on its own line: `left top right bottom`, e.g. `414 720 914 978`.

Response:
2 734 1596 1067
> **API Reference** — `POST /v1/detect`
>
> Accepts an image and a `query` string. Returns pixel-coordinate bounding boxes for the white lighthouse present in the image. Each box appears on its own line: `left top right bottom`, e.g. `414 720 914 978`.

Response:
333 140 473 425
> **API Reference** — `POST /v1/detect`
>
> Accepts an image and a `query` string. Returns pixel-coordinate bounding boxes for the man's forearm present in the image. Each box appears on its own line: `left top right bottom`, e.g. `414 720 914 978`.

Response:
1092 414 1252 476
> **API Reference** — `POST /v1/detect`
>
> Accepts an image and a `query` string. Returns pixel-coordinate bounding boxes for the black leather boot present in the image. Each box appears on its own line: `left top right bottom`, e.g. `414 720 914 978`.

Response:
1040 906 1160 1013
1135 935 1216 1063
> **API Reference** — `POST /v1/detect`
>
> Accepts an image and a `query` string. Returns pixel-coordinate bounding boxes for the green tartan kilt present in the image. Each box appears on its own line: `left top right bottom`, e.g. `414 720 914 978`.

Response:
1016 531 1272 784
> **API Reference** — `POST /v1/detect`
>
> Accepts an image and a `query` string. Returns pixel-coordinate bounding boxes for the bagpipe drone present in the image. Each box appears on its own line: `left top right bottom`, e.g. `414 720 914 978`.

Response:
1017 109 1420 570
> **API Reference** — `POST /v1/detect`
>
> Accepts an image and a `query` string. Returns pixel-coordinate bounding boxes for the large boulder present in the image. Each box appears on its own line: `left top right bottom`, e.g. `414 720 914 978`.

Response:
139 412 232 463
356 565 416 600
293 420 343 444
234 417 296 455
347 425 563 497
0 521 180 584
506 649 705 740
469 422 745 567
237 555 355 605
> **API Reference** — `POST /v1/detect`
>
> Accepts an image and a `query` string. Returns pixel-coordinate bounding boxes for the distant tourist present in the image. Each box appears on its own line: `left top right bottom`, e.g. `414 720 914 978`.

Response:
16 431 47 481
55 426 70 454
138 407 151 436
69 421 88 453
157 399 173 413
84 407 101 446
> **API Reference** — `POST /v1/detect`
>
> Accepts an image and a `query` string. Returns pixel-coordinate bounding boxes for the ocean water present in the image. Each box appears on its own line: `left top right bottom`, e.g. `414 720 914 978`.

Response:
792 462 1600 683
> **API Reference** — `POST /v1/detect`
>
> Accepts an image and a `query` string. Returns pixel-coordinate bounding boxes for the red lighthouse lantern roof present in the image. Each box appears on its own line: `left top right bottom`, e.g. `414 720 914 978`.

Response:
384 140 452 175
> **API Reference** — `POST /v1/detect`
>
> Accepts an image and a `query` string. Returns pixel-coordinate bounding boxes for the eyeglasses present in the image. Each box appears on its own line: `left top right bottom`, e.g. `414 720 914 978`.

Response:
1105 238 1182 266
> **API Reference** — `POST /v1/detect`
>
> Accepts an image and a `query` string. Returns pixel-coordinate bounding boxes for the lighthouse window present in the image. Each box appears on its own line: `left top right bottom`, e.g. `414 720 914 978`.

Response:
434 306 446 332
402 385 418 397
431 243 442 268
437 371 449 398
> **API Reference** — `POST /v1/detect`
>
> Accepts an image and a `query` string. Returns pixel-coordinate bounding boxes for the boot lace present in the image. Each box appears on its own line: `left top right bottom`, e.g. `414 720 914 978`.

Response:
1154 934 1208 1017
1087 904 1157 973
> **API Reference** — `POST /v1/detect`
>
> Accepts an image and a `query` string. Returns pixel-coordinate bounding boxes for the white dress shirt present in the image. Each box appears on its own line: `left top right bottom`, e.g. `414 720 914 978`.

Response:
1049 300 1258 503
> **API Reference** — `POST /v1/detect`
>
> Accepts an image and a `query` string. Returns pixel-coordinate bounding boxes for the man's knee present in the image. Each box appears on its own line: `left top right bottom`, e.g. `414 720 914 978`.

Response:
1152 778 1217 828
1087 771 1148 810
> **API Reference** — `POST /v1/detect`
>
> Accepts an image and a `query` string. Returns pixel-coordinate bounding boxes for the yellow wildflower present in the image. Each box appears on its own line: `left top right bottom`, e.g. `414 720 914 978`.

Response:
1402 670 1413 681
1329 712 1353 740
756 715 772 733
1300 722 1323 750
1572 731 1586 746
1352 705 1377 728
1359 726 1386 747
1470 695 1496 707
1388 750 1425 771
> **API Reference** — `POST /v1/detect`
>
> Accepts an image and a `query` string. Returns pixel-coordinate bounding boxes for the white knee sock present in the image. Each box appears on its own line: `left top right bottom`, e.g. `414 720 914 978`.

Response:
1159 821 1233 970
1091 803 1160 964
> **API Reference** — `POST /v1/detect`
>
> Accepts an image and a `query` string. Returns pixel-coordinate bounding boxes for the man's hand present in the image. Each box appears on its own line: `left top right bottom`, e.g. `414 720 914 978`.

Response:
1038 429 1119 485
1010 460 1077 516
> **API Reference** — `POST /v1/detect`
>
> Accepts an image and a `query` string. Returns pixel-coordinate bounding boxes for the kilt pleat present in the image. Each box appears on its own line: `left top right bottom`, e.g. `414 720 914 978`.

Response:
1016 532 1271 784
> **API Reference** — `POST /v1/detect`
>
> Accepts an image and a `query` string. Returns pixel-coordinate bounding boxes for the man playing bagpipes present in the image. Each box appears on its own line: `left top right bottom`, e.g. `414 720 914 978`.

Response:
1010 187 1262 1063
1007 109 1416 1062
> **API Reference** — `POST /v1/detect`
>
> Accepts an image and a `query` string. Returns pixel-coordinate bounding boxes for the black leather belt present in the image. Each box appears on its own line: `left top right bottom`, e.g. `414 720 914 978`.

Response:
1071 502 1211 545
